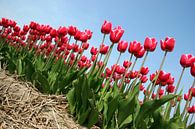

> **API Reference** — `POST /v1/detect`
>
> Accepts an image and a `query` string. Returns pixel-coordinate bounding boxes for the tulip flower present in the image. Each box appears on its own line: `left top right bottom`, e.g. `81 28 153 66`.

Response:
134 47 145 58
90 47 98 55
117 40 128 53
85 29 93 40
50 29 58 37
100 44 109 55
158 70 171 82
160 37 175 52
115 65 125 74
139 84 145 91
158 88 164 96
189 87 195 97
166 85 175 93
144 37 157 52
79 32 88 42
190 63 195 77
184 93 192 101
82 42 89 50
140 75 148 83
110 26 124 43
68 25 77 36
101 20 112 34
187 105 195 114
58 26 67 36
140 66 149 75
128 41 142 54
123 60 131 68
74 30 82 40
180 54 195 68
89 55 95 62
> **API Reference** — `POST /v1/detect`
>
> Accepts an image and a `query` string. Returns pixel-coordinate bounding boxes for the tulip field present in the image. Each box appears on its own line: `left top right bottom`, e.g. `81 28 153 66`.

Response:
0 18 195 129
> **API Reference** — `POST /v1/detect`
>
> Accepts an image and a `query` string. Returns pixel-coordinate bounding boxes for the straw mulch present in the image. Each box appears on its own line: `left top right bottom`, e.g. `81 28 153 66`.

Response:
0 70 91 129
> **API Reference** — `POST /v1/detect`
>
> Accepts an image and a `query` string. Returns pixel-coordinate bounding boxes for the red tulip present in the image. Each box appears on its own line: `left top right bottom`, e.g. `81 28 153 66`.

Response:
166 85 175 93
180 54 195 68
23 25 29 32
167 75 174 85
158 70 171 82
189 87 195 97
160 37 175 52
123 60 131 68
110 26 124 43
13 26 20 32
134 47 145 58
82 42 89 50
140 75 148 83
101 20 112 34
115 65 125 74
72 43 79 52
81 55 87 62
159 88 164 96
8 19 16 27
187 106 195 114
91 55 96 62
106 67 112 76
100 44 109 54
117 40 128 53
144 37 157 52
58 26 67 36
50 29 58 37
184 93 192 101
129 71 138 79
29 21 37 30
79 32 88 42
74 30 82 40
152 93 156 99
90 47 98 55
128 41 142 54
68 25 77 36
85 29 93 40
140 66 149 75
191 63 195 77
139 84 145 91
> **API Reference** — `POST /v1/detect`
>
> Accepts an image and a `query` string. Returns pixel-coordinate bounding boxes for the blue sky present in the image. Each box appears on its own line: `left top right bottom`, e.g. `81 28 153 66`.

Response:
0 0 195 104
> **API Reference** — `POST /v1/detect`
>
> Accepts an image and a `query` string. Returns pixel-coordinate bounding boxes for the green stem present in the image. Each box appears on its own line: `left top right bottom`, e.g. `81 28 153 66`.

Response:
174 67 185 94
181 78 195 118
153 51 168 98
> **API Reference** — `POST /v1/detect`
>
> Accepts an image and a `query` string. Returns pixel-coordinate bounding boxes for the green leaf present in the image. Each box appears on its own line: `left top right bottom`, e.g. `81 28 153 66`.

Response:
135 94 177 128
87 108 99 128
67 87 76 114
17 59 23 75
117 82 140 128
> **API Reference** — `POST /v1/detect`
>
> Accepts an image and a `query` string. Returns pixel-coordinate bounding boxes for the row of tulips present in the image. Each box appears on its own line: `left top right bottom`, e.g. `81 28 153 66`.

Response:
0 18 195 129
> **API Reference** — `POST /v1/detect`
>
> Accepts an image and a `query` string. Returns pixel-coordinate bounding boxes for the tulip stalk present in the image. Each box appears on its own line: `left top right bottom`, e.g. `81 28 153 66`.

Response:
174 67 185 94
181 78 195 119
154 51 168 98
88 34 106 76
129 51 149 92
126 57 138 92
120 54 133 90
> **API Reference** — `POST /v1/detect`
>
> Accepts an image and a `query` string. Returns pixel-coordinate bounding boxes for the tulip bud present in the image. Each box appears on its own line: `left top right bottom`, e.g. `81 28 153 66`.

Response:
140 66 149 75
180 54 195 68
160 37 175 52
110 26 124 43
190 63 195 77
166 85 175 93
123 60 131 68
101 20 112 34
100 44 109 54
144 37 157 52
117 40 128 53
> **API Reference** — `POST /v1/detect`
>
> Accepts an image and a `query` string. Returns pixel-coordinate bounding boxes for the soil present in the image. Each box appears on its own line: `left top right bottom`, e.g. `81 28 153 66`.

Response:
0 70 92 129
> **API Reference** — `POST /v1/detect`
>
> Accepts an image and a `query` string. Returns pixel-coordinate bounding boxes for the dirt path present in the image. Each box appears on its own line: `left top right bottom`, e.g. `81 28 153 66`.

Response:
0 70 87 129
